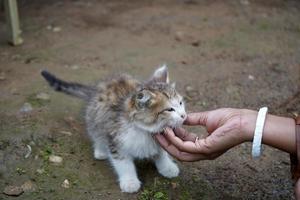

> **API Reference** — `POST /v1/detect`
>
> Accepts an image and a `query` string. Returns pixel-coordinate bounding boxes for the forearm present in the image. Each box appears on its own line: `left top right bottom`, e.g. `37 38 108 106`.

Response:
263 114 296 154
242 109 296 154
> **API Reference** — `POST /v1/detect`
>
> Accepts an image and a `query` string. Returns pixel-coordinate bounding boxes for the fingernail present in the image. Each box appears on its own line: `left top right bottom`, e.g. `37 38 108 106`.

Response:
165 127 172 132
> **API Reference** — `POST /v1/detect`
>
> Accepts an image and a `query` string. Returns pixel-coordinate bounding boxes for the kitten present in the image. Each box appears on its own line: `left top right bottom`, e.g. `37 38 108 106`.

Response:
41 65 187 193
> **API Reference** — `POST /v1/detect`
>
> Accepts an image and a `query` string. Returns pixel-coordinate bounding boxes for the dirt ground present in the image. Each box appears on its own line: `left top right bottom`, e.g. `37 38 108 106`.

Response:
0 0 300 199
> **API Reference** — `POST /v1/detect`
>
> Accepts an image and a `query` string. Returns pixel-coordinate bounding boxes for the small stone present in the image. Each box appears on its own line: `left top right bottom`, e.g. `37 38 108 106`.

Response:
21 180 36 192
240 0 250 5
20 102 33 113
11 88 19 95
49 155 63 164
248 75 255 80
3 185 24 196
0 72 6 81
175 31 185 41
52 26 62 32
185 85 194 92
36 168 44 174
36 92 50 101
46 25 52 30
70 65 79 70
185 85 199 98
60 131 73 136
24 144 32 158
61 179 70 188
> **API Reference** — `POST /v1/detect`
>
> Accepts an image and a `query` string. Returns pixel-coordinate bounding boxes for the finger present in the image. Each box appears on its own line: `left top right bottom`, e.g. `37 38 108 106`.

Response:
164 127 203 153
154 134 208 161
154 133 170 148
193 125 238 154
184 112 209 126
166 126 235 155
155 133 226 161
173 127 197 142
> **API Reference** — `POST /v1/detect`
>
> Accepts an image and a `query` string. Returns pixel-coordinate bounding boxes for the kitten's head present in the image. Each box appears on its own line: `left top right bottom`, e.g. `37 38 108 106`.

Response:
128 65 186 133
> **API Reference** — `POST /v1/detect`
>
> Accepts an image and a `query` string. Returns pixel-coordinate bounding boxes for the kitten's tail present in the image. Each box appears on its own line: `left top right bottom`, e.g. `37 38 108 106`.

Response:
41 70 96 100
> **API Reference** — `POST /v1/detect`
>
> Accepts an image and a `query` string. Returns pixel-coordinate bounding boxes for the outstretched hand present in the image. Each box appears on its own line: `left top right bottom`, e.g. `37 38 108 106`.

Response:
155 108 256 161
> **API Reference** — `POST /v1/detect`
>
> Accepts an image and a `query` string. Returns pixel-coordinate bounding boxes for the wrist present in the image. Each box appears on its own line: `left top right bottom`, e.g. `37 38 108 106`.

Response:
240 109 258 142
240 109 296 153
262 115 296 153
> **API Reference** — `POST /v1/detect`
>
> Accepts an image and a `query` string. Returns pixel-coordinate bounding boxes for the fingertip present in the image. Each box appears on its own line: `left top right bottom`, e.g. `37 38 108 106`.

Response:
154 133 169 147
165 127 172 132
184 112 209 126
164 127 175 136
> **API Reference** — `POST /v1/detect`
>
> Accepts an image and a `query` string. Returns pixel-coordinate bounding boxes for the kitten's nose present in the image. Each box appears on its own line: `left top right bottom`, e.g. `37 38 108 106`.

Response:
180 114 186 119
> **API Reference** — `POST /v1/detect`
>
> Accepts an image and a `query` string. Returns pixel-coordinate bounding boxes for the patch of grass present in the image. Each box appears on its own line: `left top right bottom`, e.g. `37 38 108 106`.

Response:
139 189 168 200
16 167 26 175
40 145 53 161
138 177 192 200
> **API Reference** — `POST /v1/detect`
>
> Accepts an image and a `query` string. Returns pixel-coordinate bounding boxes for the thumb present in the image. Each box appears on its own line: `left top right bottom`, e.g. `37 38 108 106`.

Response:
184 112 209 126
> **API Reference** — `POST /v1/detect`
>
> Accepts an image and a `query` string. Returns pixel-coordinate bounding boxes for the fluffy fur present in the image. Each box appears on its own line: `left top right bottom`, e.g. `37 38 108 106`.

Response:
41 65 187 193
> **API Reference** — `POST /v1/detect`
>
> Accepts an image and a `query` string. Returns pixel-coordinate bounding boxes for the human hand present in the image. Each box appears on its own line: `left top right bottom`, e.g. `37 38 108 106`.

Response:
155 108 257 161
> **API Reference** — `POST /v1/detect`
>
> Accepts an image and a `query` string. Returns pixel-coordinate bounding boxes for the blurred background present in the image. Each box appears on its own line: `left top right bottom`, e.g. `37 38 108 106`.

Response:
0 0 299 199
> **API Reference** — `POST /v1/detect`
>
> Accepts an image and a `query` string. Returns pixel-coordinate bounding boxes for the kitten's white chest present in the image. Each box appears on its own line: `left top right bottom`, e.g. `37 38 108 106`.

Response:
120 127 160 159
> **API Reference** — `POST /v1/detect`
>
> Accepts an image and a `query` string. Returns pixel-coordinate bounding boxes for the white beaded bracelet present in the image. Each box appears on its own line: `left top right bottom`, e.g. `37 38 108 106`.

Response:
252 107 268 158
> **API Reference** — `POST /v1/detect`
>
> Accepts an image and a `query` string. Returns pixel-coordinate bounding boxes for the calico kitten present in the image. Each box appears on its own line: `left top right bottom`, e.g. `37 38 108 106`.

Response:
41 65 187 193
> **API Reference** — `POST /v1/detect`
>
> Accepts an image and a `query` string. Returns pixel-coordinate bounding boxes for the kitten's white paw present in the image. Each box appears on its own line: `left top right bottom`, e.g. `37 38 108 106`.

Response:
158 162 180 178
119 178 141 193
94 149 108 160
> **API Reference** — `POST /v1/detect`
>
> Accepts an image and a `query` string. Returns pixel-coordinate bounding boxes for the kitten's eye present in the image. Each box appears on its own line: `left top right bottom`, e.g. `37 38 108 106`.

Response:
179 101 183 105
166 108 175 112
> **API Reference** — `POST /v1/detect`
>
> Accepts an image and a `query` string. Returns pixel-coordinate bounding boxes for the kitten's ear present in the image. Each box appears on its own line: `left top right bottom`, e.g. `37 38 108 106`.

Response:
135 90 154 108
150 64 169 83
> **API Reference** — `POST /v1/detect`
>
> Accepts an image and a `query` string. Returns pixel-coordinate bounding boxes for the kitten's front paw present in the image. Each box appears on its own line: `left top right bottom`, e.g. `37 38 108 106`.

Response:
120 178 141 193
158 162 179 178
94 149 108 160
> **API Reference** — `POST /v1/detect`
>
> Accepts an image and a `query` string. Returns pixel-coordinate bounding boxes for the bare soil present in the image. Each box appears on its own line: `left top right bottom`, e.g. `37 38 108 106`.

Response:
0 0 300 199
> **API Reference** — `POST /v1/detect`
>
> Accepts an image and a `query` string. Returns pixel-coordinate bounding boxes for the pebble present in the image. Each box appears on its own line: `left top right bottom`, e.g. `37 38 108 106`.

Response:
185 85 194 92
36 168 45 174
46 25 53 30
0 72 6 81
21 180 36 192
71 65 80 70
24 144 32 158
240 0 250 5
19 102 33 113
60 130 73 136
61 179 70 188
49 155 63 164
185 85 199 98
175 31 185 41
52 26 62 32
3 185 24 196
248 74 255 80
36 92 50 101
